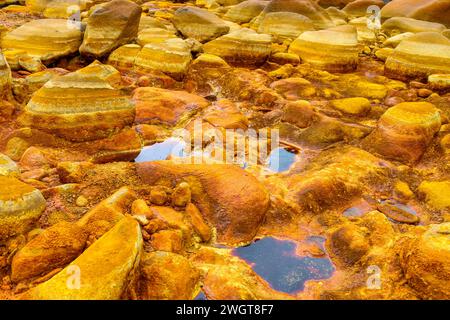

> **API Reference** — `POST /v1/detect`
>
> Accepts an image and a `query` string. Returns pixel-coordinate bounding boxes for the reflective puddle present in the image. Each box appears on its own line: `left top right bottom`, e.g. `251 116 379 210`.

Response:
232 237 335 294
135 140 297 173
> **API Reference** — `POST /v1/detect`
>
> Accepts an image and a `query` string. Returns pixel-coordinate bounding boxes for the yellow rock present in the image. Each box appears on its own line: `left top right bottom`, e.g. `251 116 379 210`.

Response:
382 17 446 36
364 102 441 163
203 28 272 67
385 32 450 81
1 19 82 64
428 74 450 90
137 27 177 46
22 217 143 300
135 38 192 81
171 6 229 43
394 180 414 200
331 97 371 116
258 12 315 41
0 153 19 177
0 50 11 99
18 62 135 142
289 25 359 72
0 176 46 240
223 0 267 24
79 0 142 58
375 47 394 61
418 181 450 210
107 44 141 71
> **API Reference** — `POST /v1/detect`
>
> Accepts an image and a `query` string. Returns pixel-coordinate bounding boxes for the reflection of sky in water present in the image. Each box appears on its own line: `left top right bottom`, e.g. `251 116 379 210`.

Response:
233 237 335 294
194 290 207 300
135 140 297 173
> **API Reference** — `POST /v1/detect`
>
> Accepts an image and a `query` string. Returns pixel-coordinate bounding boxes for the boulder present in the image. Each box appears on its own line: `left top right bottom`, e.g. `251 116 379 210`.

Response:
172 6 229 42
0 176 46 240
11 222 87 282
385 32 450 81
257 12 315 41
203 28 272 66
289 25 359 72
22 217 143 300
1 19 82 64
417 180 450 211
223 0 267 24
0 153 18 177
79 0 142 58
0 51 11 99
132 87 209 125
363 102 441 163
382 17 446 35
18 62 135 142
381 0 450 28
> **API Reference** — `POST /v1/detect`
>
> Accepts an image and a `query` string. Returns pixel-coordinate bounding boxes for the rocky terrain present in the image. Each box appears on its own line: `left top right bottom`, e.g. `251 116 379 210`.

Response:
0 0 449 300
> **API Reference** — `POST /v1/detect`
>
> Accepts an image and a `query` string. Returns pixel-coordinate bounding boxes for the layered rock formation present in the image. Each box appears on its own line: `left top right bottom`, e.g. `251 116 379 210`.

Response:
79 0 142 58
18 63 135 142
223 0 267 24
382 17 446 35
203 28 272 66
1 19 82 63
0 176 46 240
257 12 315 41
288 25 359 72
384 32 450 81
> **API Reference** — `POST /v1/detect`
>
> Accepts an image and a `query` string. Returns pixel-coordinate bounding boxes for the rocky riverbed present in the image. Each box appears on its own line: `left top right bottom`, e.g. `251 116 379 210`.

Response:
0 0 449 300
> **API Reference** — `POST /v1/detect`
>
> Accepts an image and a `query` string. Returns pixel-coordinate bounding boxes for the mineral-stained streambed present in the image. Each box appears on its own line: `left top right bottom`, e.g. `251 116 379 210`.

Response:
0 0 449 300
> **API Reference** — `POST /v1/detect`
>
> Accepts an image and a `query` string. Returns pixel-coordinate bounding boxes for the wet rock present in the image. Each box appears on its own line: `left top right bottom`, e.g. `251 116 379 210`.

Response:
107 44 141 71
417 180 450 211
223 0 267 24
258 12 315 41
428 74 450 91
281 100 318 128
137 162 269 244
22 217 142 300
11 222 87 282
135 38 192 81
270 77 316 100
1 19 82 64
192 247 293 299
329 223 369 265
382 17 446 35
0 177 46 240
288 25 359 72
79 0 142 58
392 47 444 80
136 251 200 300
285 147 391 212
383 32 415 48
330 97 371 116
399 223 450 299
381 0 450 28
0 153 19 177
18 62 135 142
172 6 229 43
363 102 441 163
376 201 419 224
132 87 209 126
203 28 272 67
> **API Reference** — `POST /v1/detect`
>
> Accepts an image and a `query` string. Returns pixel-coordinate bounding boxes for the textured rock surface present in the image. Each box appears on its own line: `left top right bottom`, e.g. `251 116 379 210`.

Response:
0 51 11 99
382 17 446 35
22 217 142 299
1 19 82 63
203 28 272 66
258 12 315 41
172 6 229 42
135 38 192 80
363 102 441 163
18 63 135 142
11 222 87 282
385 32 450 81
80 0 142 58
0 176 46 240
224 0 267 24
132 87 209 125
289 25 359 72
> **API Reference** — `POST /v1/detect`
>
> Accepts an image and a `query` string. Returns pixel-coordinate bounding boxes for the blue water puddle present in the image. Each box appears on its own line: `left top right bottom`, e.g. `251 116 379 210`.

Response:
135 140 297 173
232 237 335 294
194 290 208 300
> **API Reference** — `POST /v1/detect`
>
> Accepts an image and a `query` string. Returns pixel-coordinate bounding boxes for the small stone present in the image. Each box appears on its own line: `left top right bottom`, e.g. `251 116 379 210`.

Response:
151 229 183 253
131 199 153 218
186 203 211 242
75 195 88 207
150 186 169 206
417 88 433 98
331 97 371 116
418 181 450 211
394 181 414 201
171 182 191 207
